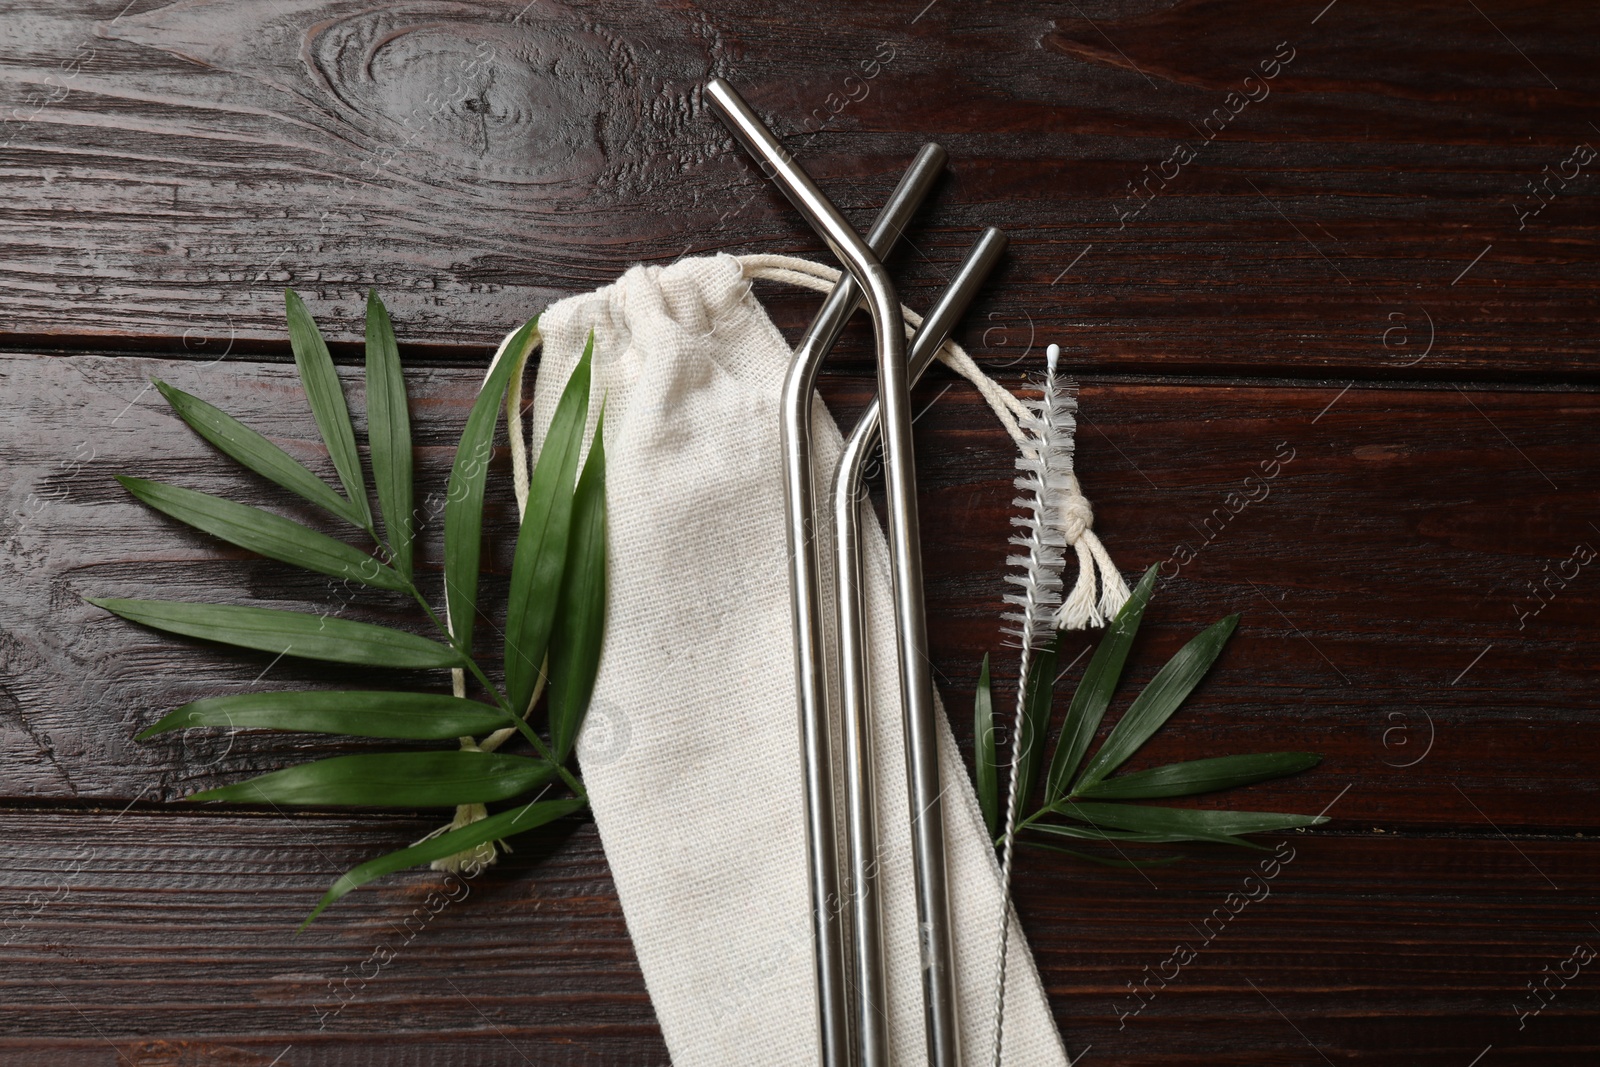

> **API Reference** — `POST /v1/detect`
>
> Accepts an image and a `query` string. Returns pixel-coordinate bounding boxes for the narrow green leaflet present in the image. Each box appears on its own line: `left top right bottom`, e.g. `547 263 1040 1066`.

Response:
504 335 592 715
284 289 371 530
974 654 998 837
1045 564 1157 802
1075 752 1322 801
301 797 585 928
364 290 414 579
153 380 367 528
548 412 607 761
1055 799 1327 837
187 750 555 807
99 293 614 931
88 599 463 669
976 564 1326 871
1013 632 1059 818
139 691 507 741
443 316 539 655
117 477 405 591
1026 819 1262 850
1074 612 1240 790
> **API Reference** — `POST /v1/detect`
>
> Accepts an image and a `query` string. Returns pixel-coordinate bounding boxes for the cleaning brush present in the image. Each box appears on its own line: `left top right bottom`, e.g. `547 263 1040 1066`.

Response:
990 341 1079 1065
1001 344 1077 647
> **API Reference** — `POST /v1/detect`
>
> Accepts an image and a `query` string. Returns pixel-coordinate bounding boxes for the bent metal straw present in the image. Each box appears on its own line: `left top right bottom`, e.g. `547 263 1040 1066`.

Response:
768 137 945 1066
835 226 1008 1066
705 79 960 1067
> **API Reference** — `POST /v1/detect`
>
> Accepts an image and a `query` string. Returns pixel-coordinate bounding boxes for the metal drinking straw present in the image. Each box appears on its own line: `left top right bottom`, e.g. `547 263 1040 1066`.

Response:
760 136 945 1067
836 225 1008 1067
705 77 961 1067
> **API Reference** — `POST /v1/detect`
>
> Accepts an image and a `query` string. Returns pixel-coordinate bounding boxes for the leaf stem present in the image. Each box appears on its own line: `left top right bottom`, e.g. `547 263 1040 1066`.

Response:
358 485 586 803
1000 790 1093 848
999 806 1050 848
398 579 585 801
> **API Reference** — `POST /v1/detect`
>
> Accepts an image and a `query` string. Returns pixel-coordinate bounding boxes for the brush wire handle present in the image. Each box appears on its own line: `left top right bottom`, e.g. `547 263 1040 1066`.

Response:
992 342 1079 1065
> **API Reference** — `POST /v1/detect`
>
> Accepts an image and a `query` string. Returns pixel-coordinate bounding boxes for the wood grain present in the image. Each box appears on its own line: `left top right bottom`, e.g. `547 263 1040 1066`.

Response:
3 0 1599 1060
2 351 1596 834
0 1 1593 377
3 812 1598 1066
0 809 661 1066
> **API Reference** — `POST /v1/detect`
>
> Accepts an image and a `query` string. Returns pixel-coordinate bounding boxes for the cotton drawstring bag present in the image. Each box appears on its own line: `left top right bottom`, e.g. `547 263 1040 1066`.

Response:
492 252 1124 1065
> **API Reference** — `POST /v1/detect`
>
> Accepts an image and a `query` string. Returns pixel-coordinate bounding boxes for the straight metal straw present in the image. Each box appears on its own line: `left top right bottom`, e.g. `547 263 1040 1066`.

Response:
704 77 960 1067
771 139 946 1067
836 226 1008 1067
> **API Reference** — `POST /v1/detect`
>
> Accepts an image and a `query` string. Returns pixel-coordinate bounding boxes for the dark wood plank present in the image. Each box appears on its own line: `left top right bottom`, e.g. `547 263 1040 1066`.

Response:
0 1 1595 377
0 809 664 1066
2 351 1596 836
5 3 1600 1054
1014 829 1600 1066
915 372 1600 835
3 812 1598 1066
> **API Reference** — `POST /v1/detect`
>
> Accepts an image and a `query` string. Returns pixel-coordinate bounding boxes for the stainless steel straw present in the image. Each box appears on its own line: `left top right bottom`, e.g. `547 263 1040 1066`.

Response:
705 77 960 1067
788 148 962 1066
765 138 945 1067
837 226 1008 1066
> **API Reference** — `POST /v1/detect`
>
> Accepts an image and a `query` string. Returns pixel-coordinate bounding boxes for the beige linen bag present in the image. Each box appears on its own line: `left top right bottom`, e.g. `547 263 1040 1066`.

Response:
501 252 1119 1065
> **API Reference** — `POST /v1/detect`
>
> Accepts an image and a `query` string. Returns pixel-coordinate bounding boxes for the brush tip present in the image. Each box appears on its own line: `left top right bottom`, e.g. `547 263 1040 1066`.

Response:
1046 343 1060 374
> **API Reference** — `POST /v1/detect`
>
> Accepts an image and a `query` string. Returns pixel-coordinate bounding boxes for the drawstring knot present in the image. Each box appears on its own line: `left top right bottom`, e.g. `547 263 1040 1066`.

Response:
735 253 1128 631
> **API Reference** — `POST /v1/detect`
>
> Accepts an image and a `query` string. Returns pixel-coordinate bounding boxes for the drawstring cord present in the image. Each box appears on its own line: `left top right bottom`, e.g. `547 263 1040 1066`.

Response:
482 255 1125 626
735 253 1128 627
424 254 1128 870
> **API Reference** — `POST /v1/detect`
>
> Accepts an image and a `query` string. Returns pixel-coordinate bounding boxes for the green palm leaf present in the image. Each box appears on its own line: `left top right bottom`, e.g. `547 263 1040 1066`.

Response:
1026 818 1262 850
443 317 538 655
504 335 592 715
1044 564 1157 802
139 691 507 741
117 477 405 590
1014 632 1059 817
284 289 370 529
364 290 414 579
153 379 366 528
187 750 556 807
300 797 585 928
548 410 607 761
1076 752 1322 800
1074 612 1239 792
100 292 612 926
1055 799 1326 837
88 598 462 669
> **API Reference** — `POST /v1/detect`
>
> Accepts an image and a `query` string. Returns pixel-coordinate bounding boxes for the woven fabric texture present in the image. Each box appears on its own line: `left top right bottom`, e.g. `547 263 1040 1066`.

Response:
523 253 1069 1067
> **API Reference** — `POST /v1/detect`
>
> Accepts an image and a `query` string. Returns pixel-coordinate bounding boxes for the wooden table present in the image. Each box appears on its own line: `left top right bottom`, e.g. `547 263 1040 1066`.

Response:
2 2 1596 1064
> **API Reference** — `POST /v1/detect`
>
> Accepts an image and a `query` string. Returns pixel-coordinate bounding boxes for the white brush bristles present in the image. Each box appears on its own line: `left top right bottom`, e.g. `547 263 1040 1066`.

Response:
999 348 1078 652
